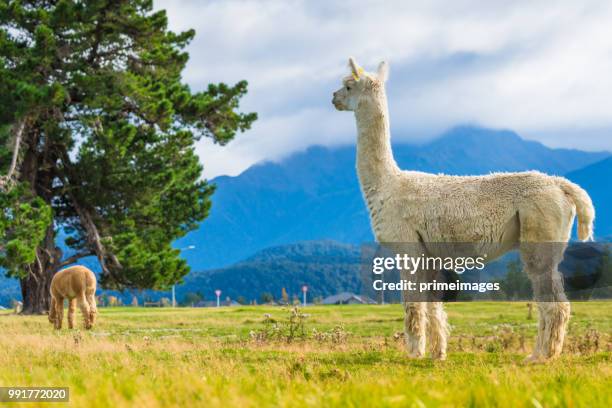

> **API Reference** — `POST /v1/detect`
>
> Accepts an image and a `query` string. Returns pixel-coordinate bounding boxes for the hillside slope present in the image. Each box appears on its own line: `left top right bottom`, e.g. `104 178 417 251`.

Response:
177 240 362 303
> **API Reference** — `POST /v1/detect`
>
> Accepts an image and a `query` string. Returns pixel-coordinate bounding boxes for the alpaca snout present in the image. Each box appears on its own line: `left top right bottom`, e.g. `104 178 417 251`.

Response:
332 93 343 110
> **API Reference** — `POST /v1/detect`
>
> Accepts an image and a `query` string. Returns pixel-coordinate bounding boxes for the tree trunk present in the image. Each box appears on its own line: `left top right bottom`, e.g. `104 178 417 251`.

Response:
19 225 62 315
17 120 62 315
20 263 53 315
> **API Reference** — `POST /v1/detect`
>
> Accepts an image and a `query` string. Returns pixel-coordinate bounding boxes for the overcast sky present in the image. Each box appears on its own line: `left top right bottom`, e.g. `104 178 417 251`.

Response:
159 0 612 178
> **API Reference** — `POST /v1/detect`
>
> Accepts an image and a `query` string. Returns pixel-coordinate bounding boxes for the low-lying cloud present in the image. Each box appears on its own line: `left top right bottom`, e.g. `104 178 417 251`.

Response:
160 0 612 178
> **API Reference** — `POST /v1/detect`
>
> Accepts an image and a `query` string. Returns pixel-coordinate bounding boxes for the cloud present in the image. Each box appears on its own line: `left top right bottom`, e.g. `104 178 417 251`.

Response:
160 0 612 178
196 107 355 178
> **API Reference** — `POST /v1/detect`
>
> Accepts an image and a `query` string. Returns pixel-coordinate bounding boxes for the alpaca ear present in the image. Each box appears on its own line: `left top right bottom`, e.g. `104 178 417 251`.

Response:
377 61 389 82
348 57 362 81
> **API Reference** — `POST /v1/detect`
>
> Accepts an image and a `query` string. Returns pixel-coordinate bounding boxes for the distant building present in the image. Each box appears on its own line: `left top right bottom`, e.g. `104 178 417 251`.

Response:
321 292 376 305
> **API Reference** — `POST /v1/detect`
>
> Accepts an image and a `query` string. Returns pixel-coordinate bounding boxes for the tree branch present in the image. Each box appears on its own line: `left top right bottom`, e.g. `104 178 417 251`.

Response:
57 146 123 282
86 4 111 68
58 251 94 269
0 119 27 192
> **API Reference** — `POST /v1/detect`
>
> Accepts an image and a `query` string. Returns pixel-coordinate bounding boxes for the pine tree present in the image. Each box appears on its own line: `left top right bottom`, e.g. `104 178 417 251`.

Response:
0 1 256 313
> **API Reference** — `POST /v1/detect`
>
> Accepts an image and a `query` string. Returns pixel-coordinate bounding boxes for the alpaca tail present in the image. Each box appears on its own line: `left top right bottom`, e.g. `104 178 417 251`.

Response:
556 178 595 241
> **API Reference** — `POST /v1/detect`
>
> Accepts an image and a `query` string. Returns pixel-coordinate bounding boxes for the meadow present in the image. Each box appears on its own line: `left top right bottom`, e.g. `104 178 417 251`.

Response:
0 302 610 407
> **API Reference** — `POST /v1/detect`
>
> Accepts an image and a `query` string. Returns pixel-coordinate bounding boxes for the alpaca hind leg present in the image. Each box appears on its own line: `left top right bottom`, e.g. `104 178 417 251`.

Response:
427 302 449 360
531 261 570 359
531 300 570 360
548 301 570 357
404 302 427 358
522 243 569 361
54 297 64 330
529 303 547 361
67 299 77 329
77 294 92 330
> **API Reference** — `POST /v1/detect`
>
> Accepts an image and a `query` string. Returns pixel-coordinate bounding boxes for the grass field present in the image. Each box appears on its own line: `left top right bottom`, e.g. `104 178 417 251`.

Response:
0 302 610 407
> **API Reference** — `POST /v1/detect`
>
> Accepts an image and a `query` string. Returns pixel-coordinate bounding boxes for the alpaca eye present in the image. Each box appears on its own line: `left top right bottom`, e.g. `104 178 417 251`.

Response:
346 86 351 91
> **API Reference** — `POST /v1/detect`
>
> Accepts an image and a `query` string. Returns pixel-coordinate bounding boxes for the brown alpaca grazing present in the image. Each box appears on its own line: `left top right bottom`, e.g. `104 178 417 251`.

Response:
48 266 97 330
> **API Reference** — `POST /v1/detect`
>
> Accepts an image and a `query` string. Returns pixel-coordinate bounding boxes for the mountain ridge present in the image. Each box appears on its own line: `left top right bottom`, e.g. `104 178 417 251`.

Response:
177 125 610 270
566 156 612 237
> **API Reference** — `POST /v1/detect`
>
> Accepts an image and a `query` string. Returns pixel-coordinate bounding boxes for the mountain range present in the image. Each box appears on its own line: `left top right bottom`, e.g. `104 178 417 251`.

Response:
177 125 611 270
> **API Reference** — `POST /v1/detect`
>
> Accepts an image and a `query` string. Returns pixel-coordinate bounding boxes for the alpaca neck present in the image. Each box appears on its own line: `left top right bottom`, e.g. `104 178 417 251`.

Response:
355 95 399 191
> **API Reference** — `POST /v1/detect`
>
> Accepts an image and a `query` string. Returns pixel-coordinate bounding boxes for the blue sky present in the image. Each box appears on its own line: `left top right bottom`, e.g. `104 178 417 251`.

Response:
159 0 612 178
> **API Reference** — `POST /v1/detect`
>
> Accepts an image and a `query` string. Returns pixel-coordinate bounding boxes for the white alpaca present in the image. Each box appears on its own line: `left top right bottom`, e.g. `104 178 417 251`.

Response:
332 57 595 361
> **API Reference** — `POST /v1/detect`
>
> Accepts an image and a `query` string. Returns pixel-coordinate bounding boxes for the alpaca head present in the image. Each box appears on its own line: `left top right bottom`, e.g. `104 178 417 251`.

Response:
332 57 389 112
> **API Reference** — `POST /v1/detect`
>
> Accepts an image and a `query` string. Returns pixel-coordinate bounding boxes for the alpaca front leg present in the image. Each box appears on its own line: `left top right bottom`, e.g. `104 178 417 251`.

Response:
86 292 97 326
54 297 64 330
67 299 77 329
427 302 449 360
404 302 427 358
48 297 57 325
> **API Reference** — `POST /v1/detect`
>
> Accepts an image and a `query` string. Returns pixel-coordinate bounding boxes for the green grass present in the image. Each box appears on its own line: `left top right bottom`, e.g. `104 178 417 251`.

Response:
0 302 610 407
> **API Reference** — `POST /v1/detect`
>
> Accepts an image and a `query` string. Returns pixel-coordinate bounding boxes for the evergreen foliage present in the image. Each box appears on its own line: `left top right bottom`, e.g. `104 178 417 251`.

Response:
0 1 255 306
